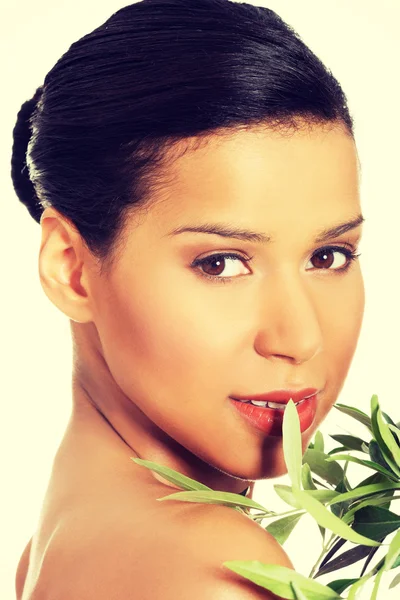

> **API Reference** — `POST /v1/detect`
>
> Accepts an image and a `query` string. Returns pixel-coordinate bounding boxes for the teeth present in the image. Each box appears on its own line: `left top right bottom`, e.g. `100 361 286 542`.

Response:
249 400 269 407
235 397 310 408
246 399 307 409
266 401 285 409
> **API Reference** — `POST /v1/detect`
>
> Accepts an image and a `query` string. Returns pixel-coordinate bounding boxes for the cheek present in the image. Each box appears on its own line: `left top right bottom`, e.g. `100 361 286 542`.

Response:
331 272 364 369
91 271 237 405
299 273 364 449
320 270 365 407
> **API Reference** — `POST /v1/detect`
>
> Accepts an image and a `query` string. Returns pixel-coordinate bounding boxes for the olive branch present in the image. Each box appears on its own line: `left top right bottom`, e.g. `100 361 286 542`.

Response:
132 394 400 599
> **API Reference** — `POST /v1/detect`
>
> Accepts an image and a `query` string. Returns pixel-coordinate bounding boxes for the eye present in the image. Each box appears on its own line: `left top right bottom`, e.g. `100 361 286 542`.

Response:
306 246 360 272
191 252 253 282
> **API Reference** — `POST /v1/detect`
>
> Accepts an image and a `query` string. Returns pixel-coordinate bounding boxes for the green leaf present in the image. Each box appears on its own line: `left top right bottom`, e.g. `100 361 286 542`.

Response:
302 449 344 486
326 482 400 509
347 568 378 600
274 485 303 509
391 553 400 570
330 479 349 519
274 484 338 509
370 568 385 600
377 407 400 474
131 458 211 491
389 572 400 589
301 463 317 490
372 493 400 508
292 489 380 547
343 500 396 529
346 577 368 599
291 581 309 600
326 454 397 480
333 403 372 431
326 578 359 594
328 446 349 456
352 506 400 541
156 489 271 512
371 395 400 478
369 439 397 477
343 495 400 525
356 471 392 488
383 411 397 427
314 430 324 453
389 424 400 447
265 513 303 545
316 543 374 578
283 400 302 491
318 525 326 543
383 529 400 570
310 489 342 502
329 434 368 452
223 561 342 599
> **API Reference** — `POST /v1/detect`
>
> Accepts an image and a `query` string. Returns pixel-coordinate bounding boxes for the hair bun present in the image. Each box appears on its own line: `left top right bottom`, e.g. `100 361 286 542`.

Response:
11 86 44 223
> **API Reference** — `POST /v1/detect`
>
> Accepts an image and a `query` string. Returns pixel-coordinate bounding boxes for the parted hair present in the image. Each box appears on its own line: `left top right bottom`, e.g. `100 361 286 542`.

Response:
11 0 353 270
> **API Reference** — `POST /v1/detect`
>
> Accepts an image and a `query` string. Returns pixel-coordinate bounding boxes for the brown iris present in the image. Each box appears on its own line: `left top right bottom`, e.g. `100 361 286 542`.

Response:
202 256 226 276
310 249 335 269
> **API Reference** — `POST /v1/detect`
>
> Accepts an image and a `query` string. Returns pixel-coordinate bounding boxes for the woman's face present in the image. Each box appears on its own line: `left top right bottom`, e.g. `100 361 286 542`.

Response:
87 123 364 479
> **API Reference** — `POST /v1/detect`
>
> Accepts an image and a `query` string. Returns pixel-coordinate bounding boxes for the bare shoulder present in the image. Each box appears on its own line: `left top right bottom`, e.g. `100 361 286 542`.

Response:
33 500 293 600
16 536 32 600
194 500 294 569
184 501 294 598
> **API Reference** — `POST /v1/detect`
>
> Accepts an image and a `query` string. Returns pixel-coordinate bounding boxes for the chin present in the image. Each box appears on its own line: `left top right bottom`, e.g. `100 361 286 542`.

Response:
206 441 288 482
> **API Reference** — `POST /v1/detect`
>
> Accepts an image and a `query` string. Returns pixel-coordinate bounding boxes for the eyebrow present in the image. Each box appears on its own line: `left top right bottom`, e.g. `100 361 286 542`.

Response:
167 214 365 244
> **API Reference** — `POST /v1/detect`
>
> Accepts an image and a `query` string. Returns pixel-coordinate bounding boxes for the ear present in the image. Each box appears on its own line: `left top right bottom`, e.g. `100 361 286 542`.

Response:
39 207 94 323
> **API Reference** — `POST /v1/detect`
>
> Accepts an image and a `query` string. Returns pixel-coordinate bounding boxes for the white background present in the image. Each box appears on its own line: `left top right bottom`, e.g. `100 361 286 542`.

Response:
1 1 400 598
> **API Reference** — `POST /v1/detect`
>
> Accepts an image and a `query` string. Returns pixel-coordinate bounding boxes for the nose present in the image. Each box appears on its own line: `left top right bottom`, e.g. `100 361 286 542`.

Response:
254 273 323 365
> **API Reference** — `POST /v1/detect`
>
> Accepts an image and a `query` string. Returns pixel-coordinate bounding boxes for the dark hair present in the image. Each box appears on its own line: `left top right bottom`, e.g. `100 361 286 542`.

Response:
11 0 353 272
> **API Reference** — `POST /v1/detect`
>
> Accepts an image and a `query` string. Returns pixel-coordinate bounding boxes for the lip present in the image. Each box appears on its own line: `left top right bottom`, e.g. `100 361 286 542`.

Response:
230 388 319 404
229 391 319 436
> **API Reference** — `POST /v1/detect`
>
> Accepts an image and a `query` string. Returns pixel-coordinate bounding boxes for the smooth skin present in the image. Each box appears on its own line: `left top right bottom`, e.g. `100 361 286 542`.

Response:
17 122 364 599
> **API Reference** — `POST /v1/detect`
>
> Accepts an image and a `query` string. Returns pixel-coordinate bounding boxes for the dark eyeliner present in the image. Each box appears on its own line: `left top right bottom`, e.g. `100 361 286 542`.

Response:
191 252 253 284
310 245 361 273
191 245 361 284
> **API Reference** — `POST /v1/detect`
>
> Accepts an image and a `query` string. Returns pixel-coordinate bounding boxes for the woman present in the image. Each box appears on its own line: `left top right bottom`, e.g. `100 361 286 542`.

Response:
11 0 364 598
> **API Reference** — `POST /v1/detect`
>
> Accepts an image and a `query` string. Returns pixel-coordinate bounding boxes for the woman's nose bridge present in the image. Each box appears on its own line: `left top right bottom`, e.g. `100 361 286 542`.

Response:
255 273 323 363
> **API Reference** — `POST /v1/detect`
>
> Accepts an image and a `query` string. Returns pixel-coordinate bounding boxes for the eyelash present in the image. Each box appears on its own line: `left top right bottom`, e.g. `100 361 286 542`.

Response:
191 246 361 284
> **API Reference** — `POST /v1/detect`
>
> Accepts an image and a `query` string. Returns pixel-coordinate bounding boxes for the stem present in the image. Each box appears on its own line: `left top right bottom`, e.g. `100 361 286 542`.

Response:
312 478 333 490
308 531 336 578
252 508 306 522
346 556 385 599
325 532 340 553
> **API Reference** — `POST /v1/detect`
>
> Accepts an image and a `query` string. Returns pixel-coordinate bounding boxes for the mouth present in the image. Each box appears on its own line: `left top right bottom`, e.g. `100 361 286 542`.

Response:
230 387 319 407
230 396 312 409
229 389 320 436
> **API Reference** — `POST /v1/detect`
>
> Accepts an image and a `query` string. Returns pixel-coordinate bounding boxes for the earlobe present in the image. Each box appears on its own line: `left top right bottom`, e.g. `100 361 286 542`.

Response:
38 208 94 323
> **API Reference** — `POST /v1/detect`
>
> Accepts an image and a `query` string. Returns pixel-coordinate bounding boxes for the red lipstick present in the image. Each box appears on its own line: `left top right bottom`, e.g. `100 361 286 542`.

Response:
229 388 319 436
231 388 318 404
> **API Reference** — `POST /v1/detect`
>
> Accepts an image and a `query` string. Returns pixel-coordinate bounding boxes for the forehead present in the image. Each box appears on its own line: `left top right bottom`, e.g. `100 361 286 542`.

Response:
129 123 360 240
